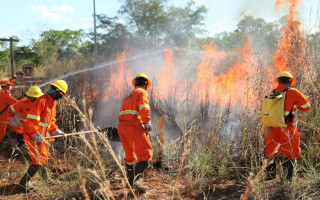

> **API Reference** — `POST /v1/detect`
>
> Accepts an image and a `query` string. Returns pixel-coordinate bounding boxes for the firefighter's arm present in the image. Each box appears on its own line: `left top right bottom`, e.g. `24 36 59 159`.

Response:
138 90 151 124
24 100 44 135
7 103 18 118
7 103 21 126
295 90 310 112
4 93 18 105
49 117 58 132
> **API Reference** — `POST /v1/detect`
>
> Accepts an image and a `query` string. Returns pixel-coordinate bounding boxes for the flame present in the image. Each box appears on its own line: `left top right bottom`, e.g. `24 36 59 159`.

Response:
103 49 133 102
155 49 177 100
192 36 255 107
273 0 305 75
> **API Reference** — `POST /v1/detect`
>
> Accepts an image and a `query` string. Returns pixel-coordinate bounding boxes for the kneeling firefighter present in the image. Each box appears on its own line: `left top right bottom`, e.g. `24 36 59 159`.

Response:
118 73 153 193
18 80 68 189
262 71 310 180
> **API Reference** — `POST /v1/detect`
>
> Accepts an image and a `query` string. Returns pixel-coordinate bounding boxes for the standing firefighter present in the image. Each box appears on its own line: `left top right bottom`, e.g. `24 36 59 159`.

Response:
18 80 67 189
7 86 44 147
118 73 153 192
262 71 310 180
0 80 18 144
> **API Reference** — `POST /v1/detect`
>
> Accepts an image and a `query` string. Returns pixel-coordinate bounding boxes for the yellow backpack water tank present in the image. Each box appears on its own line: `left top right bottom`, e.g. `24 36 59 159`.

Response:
261 89 288 128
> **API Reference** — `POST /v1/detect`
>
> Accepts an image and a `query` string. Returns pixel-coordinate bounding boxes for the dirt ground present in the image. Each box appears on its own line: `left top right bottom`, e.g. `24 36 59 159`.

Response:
0 142 247 200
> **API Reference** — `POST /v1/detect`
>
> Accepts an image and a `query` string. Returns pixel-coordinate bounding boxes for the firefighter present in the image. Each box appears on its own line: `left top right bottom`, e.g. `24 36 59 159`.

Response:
118 73 153 192
0 80 18 145
7 86 44 147
18 80 67 189
265 71 310 180
9 75 17 91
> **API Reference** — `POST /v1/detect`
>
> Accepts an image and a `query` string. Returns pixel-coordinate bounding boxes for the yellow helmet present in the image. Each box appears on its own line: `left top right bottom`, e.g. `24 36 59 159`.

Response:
132 73 151 89
26 86 44 98
276 71 295 86
50 80 68 94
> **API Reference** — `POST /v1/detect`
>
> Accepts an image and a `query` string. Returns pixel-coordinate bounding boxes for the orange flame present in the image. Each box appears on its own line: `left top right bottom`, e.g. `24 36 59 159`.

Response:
273 0 305 75
156 49 177 100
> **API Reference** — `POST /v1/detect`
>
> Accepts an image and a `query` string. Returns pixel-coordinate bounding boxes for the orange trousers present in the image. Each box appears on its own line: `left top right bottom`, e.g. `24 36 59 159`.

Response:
24 134 51 165
118 123 153 163
266 124 301 159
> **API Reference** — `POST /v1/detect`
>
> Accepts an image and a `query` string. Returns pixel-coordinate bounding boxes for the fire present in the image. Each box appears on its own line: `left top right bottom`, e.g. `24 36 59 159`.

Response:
155 49 177 100
192 36 256 107
103 49 133 102
273 0 305 75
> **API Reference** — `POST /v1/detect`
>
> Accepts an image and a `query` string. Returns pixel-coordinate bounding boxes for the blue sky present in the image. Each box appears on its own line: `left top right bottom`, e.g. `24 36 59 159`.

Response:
0 0 319 46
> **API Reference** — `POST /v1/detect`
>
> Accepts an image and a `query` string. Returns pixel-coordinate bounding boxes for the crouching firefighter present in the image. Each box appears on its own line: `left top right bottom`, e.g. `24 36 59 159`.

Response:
118 73 153 193
7 86 44 147
18 80 68 189
261 71 310 180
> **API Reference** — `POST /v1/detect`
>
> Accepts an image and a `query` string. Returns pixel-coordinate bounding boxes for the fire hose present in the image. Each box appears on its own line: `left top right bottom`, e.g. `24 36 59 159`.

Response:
44 130 100 140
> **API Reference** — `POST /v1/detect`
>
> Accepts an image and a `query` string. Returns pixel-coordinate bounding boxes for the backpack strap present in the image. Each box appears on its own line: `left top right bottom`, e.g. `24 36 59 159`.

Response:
0 105 9 116
282 87 293 122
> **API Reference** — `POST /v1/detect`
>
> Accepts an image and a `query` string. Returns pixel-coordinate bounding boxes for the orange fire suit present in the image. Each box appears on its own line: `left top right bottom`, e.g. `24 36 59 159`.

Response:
266 84 310 159
24 93 58 165
118 86 153 163
0 89 18 142
7 98 34 134
9 78 16 91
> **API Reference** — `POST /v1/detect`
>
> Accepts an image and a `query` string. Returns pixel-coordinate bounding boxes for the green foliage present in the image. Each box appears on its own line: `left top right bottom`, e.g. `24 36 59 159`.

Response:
95 15 131 58
0 42 9 73
118 0 207 49
32 29 88 61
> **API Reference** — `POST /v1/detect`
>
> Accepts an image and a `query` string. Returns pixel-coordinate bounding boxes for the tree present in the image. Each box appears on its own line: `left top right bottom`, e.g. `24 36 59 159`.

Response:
118 0 207 49
32 29 88 60
14 46 42 66
94 15 132 58
0 41 10 73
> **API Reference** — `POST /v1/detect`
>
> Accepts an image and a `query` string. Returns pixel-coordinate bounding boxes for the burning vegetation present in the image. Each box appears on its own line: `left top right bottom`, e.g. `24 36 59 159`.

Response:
1 0 320 199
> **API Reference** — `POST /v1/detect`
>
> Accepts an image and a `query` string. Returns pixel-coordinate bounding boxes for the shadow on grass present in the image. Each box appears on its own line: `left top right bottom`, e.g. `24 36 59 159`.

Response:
0 183 33 196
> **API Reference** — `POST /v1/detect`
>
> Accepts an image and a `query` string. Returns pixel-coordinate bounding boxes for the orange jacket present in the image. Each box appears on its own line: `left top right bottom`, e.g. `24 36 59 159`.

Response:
24 93 58 136
276 84 310 123
119 86 151 124
0 89 18 121
8 98 34 124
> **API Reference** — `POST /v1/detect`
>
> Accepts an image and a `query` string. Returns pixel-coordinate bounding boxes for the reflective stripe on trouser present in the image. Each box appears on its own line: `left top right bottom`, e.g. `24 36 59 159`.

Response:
266 124 301 159
24 134 51 165
118 123 153 163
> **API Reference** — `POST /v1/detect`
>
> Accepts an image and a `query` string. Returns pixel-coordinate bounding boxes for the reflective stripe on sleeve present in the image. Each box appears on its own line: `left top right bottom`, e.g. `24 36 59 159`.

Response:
10 105 15 112
119 110 139 115
27 114 40 121
284 111 295 116
39 122 50 127
300 102 310 108
139 104 150 110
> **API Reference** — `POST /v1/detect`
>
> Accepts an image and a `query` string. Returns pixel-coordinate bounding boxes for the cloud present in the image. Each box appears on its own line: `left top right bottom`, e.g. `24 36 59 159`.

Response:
31 4 74 20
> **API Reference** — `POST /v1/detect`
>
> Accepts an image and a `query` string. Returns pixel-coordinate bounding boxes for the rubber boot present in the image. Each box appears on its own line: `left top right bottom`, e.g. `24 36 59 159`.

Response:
126 163 134 178
19 164 40 191
282 159 295 180
16 134 25 147
265 161 277 180
128 161 149 193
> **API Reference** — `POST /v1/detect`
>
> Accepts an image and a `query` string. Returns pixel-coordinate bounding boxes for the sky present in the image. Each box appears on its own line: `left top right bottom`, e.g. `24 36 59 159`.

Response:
0 0 319 46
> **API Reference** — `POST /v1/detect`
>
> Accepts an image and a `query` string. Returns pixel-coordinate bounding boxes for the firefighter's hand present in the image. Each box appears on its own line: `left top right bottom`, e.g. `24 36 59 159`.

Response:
143 121 152 132
32 133 45 144
9 117 19 127
51 129 66 139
